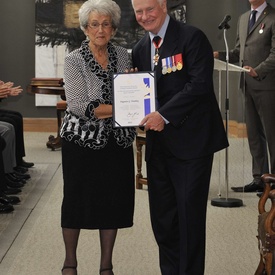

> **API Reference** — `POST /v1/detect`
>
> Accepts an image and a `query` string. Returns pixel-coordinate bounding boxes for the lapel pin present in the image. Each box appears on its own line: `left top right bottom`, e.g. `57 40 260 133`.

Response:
259 23 265 34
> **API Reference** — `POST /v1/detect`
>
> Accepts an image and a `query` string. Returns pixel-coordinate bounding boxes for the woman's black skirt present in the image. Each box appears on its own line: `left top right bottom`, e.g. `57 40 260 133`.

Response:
61 136 135 229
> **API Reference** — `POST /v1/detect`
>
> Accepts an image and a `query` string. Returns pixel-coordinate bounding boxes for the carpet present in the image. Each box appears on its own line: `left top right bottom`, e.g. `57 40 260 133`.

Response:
0 163 60 264
0 164 160 275
0 133 264 274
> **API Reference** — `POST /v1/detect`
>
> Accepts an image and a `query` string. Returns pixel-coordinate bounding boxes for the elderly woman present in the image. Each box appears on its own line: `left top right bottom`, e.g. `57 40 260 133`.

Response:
60 0 136 274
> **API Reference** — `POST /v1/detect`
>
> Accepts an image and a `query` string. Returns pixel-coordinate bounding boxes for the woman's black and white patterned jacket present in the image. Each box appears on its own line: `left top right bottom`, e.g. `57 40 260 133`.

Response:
60 40 136 150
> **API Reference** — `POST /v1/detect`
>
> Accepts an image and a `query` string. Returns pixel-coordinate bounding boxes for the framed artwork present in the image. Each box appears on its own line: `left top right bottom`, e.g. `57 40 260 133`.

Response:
35 0 186 106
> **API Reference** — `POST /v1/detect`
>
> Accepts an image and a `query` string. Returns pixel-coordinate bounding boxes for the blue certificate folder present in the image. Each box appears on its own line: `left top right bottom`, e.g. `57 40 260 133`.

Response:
112 71 156 127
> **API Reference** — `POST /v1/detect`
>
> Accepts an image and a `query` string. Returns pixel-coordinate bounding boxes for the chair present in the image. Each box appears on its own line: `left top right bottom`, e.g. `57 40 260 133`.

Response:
27 78 66 151
255 174 275 275
46 99 67 151
135 130 147 189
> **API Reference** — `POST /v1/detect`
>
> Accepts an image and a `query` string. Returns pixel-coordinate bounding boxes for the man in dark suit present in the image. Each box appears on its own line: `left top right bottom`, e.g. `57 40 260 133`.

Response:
0 80 34 171
214 0 275 193
131 0 228 274
0 136 15 213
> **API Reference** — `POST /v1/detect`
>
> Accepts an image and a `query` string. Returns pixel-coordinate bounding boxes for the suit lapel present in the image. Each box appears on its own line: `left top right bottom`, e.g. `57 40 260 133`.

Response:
248 5 270 35
242 11 250 35
139 34 151 71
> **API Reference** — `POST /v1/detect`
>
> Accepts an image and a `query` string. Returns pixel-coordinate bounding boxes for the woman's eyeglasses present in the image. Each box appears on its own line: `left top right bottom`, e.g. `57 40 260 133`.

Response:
87 22 112 30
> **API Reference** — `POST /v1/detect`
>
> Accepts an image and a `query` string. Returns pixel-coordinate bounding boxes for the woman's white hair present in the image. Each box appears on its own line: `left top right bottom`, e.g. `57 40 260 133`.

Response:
79 0 121 32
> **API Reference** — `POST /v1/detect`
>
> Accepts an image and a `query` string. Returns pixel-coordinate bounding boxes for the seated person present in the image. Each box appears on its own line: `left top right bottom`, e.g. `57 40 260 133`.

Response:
0 121 25 191
0 136 18 214
0 80 34 174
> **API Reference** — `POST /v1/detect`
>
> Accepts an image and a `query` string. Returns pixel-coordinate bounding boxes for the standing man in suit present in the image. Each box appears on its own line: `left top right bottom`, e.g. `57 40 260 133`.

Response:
214 0 275 193
131 0 228 274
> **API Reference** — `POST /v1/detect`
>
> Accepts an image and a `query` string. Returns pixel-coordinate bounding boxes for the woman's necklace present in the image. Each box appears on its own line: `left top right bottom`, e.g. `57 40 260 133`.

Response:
91 47 109 69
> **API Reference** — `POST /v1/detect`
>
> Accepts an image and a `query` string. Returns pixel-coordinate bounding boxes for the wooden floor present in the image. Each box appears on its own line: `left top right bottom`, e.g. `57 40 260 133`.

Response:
23 118 57 133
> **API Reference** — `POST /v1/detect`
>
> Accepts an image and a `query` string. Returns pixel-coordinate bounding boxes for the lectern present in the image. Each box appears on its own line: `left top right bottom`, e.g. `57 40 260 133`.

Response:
211 59 248 207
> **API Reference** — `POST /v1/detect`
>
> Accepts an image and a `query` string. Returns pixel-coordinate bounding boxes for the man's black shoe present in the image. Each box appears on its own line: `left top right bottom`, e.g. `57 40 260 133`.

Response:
0 194 20 205
10 171 30 180
5 174 26 184
257 192 262 198
0 202 14 213
2 179 22 194
3 187 22 195
231 181 263 192
14 166 28 174
256 184 275 198
5 178 24 189
19 159 34 168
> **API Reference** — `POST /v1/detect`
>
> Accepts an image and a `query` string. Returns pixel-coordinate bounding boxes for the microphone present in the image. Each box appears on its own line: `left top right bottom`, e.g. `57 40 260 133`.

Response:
218 15 231 29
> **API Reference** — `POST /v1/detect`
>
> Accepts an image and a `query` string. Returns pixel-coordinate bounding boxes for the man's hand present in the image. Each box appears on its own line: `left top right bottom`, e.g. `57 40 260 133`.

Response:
0 81 13 98
0 81 22 98
213 51 219 59
243 66 258 78
9 86 23 96
125 67 138 73
139 111 165 131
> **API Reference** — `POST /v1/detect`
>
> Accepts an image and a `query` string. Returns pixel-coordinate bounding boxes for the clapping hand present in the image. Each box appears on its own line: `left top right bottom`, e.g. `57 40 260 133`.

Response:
9 85 23 96
0 81 22 98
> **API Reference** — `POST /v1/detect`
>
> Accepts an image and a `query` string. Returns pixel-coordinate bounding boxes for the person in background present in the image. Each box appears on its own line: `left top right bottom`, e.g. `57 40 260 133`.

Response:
0 80 34 178
0 133 20 214
60 0 136 274
0 121 25 189
131 0 228 274
214 0 275 195
0 81 31 187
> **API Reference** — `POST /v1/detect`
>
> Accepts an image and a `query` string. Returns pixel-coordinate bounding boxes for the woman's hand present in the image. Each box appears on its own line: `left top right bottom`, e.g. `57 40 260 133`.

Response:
94 104 113 119
125 67 138 73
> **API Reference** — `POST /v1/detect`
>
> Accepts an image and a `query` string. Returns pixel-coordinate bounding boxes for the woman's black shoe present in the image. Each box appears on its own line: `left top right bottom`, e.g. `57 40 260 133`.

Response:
61 266 77 274
99 266 113 274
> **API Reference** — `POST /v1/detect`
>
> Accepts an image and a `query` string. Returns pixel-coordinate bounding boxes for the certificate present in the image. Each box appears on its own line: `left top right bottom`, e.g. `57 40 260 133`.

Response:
112 71 156 127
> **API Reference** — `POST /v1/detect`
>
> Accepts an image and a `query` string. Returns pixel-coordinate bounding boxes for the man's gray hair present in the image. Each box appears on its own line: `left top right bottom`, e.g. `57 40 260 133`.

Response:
131 0 165 7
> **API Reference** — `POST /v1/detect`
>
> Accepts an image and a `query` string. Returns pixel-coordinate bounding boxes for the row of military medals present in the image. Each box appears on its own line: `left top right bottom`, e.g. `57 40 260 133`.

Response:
153 37 183 75
161 55 183 75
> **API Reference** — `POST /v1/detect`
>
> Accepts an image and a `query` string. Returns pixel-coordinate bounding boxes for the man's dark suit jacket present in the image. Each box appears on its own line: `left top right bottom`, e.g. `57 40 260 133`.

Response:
132 18 229 161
